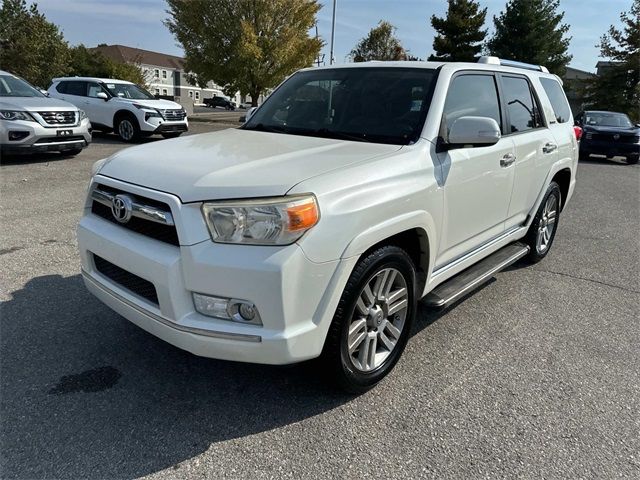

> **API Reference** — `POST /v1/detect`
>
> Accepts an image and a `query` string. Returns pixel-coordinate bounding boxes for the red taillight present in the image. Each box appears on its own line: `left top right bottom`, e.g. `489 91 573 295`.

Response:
573 125 583 141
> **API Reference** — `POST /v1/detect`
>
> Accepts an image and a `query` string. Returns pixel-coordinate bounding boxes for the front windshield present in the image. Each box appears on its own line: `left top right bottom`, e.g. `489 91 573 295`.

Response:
244 67 438 145
585 112 633 128
0 74 45 97
103 82 154 100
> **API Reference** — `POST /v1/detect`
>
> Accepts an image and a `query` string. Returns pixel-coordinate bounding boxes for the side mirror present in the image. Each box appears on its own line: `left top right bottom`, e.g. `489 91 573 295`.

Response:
635 123 640 128
96 92 108 101
447 116 501 148
39 89 49 97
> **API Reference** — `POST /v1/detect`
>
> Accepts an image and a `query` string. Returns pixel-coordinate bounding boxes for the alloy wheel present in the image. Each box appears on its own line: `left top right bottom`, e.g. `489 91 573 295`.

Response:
347 267 409 372
118 119 134 141
536 193 558 253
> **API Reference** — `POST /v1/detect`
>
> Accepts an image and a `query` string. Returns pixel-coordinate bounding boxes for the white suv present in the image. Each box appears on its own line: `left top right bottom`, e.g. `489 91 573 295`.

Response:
49 77 188 142
78 58 578 391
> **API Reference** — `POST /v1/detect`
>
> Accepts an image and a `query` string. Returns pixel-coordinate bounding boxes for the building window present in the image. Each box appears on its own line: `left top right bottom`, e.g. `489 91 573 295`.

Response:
155 88 160 95
154 69 159 78
195 91 200 100
162 70 167 79
162 88 168 95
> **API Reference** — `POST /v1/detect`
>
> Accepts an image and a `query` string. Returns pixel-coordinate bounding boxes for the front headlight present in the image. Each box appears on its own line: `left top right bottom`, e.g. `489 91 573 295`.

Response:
0 110 35 122
133 103 162 119
202 195 319 245
78 109 88 121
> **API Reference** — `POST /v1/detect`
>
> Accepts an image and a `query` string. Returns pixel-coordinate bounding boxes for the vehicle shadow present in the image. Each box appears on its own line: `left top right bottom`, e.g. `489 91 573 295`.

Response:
578 156 632 166
0 273 447 479
0 151 75 166
90 131 160 146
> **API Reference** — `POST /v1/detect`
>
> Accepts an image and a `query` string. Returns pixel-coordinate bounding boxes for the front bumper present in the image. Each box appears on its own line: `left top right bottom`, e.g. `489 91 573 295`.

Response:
139 114 188 134
78 177 352 364
580 139 640 159
0 117 92 154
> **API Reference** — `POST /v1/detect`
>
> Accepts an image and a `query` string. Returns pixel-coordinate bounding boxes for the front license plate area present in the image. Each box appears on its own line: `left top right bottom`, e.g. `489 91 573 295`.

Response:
57 129 73 137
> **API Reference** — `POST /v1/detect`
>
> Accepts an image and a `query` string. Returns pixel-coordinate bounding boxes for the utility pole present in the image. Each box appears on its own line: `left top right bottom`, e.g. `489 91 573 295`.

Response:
329 0 337 65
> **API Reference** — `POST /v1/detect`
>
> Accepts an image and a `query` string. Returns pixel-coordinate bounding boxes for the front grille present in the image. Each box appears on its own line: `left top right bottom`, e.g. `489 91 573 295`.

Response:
91 184 180 246
93 254 158 305
162 109 187 121
37 111 77 125
591 133 639 144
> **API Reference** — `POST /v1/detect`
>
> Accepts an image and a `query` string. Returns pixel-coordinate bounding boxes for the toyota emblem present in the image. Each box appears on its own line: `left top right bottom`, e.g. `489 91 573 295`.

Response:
55 113 65 122
111 194 133 223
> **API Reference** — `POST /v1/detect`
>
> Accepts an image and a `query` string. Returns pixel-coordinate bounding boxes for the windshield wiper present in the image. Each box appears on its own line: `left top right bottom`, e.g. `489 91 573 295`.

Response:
243 123 287 133
294 127 373 143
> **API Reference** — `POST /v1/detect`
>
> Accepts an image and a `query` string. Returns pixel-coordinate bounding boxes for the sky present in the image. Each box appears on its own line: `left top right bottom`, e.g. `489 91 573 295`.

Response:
36 0 631 73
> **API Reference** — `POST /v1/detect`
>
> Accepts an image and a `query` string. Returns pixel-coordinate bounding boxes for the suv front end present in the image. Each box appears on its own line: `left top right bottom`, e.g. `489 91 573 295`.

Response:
77 175 347 364
133 103 188 136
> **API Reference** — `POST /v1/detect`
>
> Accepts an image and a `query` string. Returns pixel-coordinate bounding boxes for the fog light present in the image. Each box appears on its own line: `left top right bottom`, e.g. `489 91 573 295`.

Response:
192 293 262 325
8 131 29 141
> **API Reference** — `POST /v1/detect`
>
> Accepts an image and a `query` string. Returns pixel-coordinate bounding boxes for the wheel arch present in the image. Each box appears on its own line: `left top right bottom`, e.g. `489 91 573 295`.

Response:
551 168 571 210
113 109 138 127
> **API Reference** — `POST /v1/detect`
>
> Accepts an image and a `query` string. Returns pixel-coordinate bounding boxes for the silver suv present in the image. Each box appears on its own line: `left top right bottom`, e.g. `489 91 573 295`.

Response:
0 70 92 155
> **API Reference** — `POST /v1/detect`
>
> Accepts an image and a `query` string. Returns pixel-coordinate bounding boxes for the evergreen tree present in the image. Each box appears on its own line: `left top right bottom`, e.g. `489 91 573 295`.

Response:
428 0 487 62
487 0 571 75
350 21 408 62
585 0 639 120
0 0 69 87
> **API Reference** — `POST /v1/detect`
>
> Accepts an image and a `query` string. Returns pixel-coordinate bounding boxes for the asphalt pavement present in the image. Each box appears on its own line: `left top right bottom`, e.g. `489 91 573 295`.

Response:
1 127 638 479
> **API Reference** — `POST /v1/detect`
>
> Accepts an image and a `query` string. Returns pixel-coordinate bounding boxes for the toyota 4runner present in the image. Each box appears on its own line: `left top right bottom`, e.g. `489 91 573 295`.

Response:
78 57 578 391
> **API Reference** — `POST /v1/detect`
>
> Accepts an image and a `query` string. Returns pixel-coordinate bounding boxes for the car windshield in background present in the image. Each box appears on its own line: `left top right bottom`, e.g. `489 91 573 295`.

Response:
585 112 633 128
0 74 44 97
244 67 438 145
104 82 154 100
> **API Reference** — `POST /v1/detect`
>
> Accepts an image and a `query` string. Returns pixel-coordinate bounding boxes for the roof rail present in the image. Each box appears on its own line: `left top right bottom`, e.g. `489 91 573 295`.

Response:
477 56 549 73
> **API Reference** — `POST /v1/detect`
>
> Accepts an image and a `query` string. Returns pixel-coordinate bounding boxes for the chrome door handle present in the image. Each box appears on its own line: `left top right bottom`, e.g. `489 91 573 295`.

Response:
500 153 516 167
543 142 558 154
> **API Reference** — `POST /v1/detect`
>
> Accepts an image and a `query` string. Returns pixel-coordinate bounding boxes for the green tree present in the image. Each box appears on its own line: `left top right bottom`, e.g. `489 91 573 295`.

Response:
487 0 571 75
68 45 148 86
166 0 322 106
350 21 408 62
428 0 487 62
0 0 69 87
585 0 640 120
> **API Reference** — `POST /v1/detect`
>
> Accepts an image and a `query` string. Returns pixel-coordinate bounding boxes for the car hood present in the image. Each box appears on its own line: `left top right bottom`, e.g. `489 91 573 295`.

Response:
583 124 640 135
0 96 78 111
113 98 183 110
98 129 402 202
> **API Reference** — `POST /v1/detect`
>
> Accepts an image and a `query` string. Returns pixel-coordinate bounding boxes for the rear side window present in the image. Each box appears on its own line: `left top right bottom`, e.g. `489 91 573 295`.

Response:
64 81 87 96
443 74 502 136
540 78 571 123
501 76 541 133
55 82 66 94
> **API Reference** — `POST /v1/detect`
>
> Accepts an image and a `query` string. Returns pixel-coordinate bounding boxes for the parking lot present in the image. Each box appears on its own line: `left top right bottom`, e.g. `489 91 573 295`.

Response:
1 124 638 478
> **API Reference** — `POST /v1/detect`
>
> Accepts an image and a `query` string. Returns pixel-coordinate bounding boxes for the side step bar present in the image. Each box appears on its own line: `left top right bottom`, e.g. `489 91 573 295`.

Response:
423 243 530 308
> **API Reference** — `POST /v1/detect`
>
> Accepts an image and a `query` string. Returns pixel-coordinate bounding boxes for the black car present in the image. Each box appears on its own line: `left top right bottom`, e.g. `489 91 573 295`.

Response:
203 96 236 110
575 110 640 164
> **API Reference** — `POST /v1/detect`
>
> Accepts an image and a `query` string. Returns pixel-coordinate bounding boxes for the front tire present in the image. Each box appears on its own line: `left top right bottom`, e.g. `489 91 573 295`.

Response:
115 114 140 142
626 156 639 165
524 181 561 263
321 245 417 393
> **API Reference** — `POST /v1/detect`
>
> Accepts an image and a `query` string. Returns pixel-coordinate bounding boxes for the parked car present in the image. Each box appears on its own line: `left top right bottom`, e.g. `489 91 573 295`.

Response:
48 77 188 142
575 110 639 164
238 101 255 109
203 96 236 110
0 70 91 155
78 57 577 391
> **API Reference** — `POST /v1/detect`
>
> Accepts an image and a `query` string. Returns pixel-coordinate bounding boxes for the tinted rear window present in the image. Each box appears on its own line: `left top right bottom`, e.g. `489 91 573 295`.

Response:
540 78 571 124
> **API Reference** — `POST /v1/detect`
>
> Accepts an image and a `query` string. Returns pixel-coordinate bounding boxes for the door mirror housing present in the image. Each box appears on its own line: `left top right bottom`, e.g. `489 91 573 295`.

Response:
96 92 108 101
240 106 258 123
446 116 501 148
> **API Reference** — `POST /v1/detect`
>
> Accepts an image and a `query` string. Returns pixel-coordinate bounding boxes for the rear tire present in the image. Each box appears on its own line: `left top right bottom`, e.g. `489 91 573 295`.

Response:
115 114 140 142
524 181 561 263
321 245 417 393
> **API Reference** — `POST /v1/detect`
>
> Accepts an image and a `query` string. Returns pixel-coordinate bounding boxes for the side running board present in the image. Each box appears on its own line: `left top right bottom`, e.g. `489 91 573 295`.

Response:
423 242 530 309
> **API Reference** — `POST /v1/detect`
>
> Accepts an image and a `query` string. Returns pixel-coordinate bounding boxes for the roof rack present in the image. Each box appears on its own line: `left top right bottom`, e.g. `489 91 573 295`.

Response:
477 56 549 73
